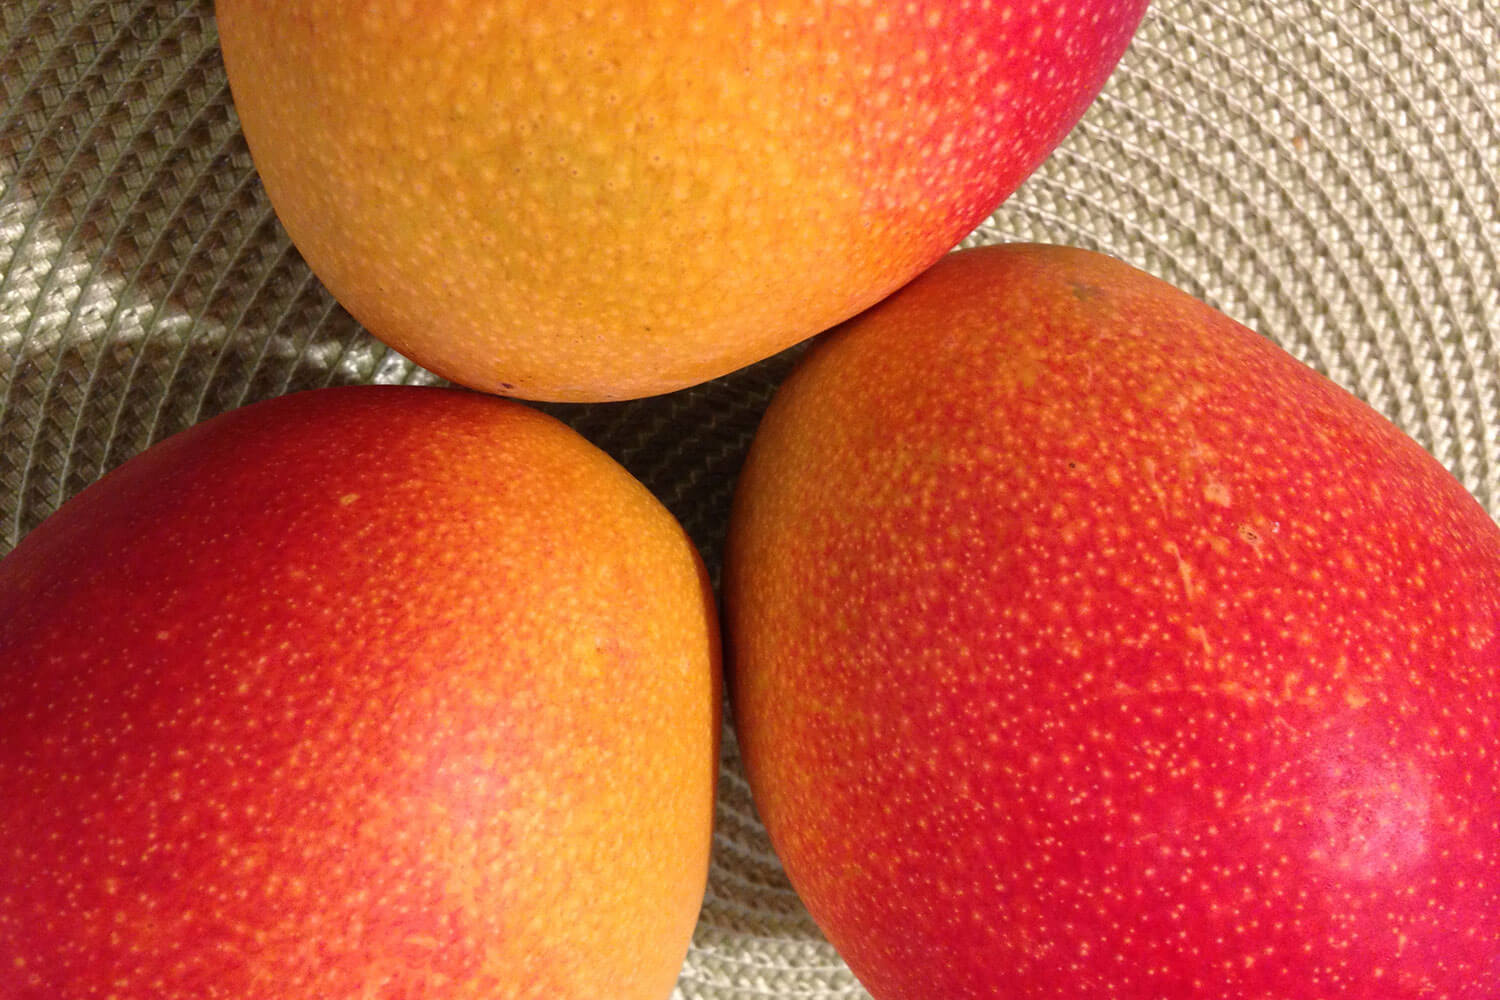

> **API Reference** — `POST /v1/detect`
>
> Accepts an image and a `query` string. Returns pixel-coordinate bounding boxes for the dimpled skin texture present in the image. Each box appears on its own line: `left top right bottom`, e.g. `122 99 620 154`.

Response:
0 387 720 1000
725 245 1500 999
213 0 1147 402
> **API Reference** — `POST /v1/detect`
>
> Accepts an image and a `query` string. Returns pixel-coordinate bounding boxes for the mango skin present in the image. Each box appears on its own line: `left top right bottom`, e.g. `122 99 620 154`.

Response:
725 244 1500 999
214 0 1148 402
0 386 720 1000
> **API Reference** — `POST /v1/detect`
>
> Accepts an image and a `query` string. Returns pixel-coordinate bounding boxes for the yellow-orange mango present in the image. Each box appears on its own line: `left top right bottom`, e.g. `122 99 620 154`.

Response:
215 1 1148 400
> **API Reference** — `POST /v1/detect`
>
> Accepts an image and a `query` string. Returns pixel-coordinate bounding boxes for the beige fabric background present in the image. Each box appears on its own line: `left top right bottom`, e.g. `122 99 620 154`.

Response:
2 1 1497 996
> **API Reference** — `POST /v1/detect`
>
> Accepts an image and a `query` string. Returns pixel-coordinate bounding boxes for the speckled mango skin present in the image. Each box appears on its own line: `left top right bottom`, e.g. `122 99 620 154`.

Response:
725 245 1500 999
0 387 720 999
213 0 1147 402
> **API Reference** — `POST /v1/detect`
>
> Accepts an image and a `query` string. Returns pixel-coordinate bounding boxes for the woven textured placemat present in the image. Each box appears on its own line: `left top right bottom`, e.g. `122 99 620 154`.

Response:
3 1 1497 996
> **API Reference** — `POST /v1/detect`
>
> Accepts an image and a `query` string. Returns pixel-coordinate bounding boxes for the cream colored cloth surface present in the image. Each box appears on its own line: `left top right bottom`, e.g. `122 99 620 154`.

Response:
2 2 1497 997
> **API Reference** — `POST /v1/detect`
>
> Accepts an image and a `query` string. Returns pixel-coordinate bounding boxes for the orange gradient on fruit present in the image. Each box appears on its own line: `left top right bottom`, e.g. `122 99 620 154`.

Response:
0 387 720 1000
726 245 1500 999
215 0 1147 401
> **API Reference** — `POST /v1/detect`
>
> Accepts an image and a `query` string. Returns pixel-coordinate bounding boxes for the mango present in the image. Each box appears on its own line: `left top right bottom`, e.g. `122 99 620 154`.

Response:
0 386 720 1000
726 244 1500 999
215 0 1148 401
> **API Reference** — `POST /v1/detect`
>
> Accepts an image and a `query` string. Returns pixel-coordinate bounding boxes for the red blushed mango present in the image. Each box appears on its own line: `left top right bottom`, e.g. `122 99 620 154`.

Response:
214 1 1148 401
0 387 720 1000
725 244 1500 999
